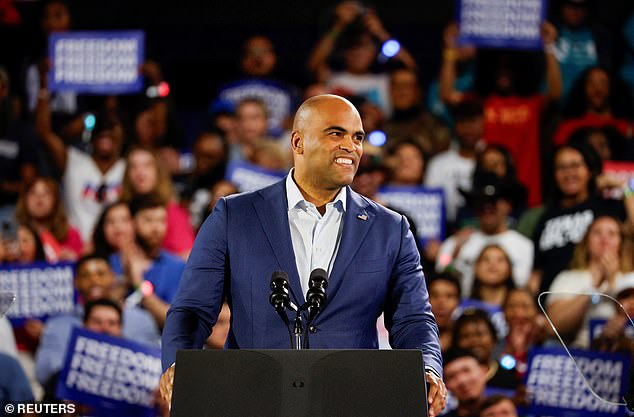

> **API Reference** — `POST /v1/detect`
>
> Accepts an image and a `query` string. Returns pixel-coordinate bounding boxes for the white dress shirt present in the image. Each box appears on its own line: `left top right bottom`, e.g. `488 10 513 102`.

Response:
286 170 346 298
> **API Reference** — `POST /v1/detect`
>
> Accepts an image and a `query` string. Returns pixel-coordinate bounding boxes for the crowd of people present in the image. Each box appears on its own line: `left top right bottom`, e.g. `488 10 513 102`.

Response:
1 0 634 416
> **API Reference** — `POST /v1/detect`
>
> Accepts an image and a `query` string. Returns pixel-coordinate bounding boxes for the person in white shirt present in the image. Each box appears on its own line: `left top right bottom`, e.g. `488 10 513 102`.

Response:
436 171 533 296
425 99 482 226
35 83 126 241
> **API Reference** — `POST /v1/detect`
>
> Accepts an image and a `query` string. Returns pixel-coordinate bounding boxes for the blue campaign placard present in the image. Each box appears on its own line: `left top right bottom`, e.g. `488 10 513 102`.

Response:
377 186 445 245
456 298 508 340
525 347 631 417
0 262 76 325
225 160 286 193
457 0 546 50
56 328 162 417
589 318 634 346
49 31 145 94
217 78 298 138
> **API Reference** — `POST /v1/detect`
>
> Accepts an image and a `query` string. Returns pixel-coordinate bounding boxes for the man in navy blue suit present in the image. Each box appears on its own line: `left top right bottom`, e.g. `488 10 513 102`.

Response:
160 94 446 416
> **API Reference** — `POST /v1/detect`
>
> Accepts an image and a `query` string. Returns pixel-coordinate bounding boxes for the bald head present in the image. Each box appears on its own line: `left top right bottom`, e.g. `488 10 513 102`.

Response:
289 94 364 204
292 94 361 132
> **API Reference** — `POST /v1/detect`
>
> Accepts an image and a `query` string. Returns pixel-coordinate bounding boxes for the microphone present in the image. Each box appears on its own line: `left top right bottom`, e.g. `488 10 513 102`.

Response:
306 268 329 321
269 271 294 348
269 271 290 314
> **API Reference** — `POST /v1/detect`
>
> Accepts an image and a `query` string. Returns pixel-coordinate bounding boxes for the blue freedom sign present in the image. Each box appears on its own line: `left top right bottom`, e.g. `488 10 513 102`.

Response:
225 160 286 193
457 299 508 340
0 262 75 325
525 347 631 417
377 186 445 245
56 328 162 417
457 0 546 50
49 31 145 94
589 318 634 346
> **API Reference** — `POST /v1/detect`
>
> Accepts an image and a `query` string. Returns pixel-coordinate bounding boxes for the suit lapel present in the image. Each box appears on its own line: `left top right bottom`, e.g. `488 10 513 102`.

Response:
327 188 375 302
252 179 305 305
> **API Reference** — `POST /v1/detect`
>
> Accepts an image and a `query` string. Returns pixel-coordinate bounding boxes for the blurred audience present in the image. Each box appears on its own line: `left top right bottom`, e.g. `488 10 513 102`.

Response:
554 67 633 146
178 131 228 229
384 140 425 186
437 171 533 296
502 288 548 379
0 67 37 223
214 35 297 137
441 21 562 206
546 215 634 348
443 348 488 417
35 83 126 241
121 147 195 258
308 1 417 116
553 0 613 99
470 245 515 308
384 68 451 157
452 309 520 394
35 254 159 388
16 176 82 262
90 201 135 258
428 272 462 353
109 194 185 327
529 143 634 295
478 395 518 417
425 99 482 228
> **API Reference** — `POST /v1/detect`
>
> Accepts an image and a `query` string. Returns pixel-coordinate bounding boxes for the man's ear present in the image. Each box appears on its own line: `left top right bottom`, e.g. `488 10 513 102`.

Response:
291 131 303 154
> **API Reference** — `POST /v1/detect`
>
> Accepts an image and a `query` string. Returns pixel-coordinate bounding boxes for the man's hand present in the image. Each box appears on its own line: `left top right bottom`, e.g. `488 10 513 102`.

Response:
426 370 447 417
159 365 175 411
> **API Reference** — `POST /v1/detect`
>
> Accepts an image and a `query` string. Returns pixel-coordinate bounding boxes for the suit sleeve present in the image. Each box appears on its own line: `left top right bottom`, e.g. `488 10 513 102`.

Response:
384 215 443 378
161 198 229 371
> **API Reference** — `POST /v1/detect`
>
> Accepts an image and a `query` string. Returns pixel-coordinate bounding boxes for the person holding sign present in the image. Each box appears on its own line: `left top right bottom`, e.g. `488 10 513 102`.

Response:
35 64 126 242
160 94 446 416
35 254 159 388
440 20 563 207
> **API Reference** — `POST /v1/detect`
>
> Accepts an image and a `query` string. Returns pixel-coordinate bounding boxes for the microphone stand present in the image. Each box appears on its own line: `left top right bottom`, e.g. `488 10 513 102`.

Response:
293 310 305 350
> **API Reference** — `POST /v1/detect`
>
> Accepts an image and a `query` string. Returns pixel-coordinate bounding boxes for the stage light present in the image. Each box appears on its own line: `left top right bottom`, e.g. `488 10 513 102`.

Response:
368 130 387 147
84 113 96 130
381 40 401 58
158 81 170 97
500 354 516 370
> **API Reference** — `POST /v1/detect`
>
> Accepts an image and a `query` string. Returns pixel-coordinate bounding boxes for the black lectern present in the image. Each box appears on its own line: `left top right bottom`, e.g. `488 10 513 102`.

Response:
171 349 428 417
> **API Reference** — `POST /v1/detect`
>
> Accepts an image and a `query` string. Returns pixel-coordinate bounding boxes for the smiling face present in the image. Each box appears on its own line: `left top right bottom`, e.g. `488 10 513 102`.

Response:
75 258 116 302
291 95 364 195
456 320 496 363
554 147 591 199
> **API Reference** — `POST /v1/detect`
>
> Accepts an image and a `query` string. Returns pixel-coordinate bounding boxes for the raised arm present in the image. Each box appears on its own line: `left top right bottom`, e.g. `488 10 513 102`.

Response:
542 21 562 103
439 23 466 106
34 64 67 173
362 10 417 70
308 1 360 81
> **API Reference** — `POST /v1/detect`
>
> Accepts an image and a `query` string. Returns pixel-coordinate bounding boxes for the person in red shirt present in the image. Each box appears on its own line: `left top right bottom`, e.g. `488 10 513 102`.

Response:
440 22 563 207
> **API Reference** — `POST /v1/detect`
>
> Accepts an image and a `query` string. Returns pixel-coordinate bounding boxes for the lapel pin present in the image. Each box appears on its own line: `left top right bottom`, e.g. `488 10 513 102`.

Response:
357 213 368 221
